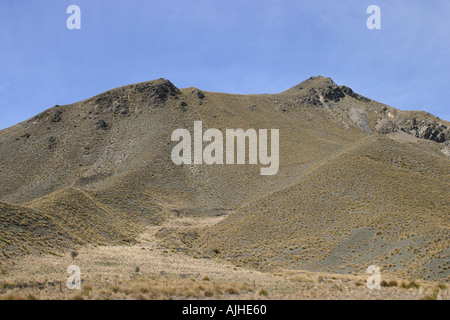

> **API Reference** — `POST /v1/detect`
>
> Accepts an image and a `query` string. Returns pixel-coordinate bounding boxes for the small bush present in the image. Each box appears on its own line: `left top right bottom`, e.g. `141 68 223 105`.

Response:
110 286 120 293
204 290 214 297
225 287 240 295
437 283 447 290
381 280 398 287
422 289 439 300
258 289 269 297
401 281 420 289
82 285 93 296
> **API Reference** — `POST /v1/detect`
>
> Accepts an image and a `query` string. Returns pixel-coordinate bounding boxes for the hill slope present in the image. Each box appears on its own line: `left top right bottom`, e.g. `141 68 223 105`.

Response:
0 188 136 261
195 136 450 281
0 76 449 281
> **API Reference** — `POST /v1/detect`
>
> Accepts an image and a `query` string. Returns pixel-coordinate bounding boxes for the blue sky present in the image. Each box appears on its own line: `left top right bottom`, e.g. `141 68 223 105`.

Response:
0 0 449 130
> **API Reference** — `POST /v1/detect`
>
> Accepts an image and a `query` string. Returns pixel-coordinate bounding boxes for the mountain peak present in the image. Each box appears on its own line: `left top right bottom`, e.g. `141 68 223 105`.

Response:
92 78 180 100
83 78 181 112
302 75 337 87
281 76 337 95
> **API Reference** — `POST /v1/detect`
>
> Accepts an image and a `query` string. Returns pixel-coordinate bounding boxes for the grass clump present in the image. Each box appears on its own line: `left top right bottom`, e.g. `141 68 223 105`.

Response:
258 289 269 297
381 280 398 287
401 281 420 289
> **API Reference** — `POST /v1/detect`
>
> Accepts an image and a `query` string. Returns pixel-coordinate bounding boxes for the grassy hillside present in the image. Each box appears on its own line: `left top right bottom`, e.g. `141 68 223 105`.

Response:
195 136 450 281
0 188 136 262
1 76 448 282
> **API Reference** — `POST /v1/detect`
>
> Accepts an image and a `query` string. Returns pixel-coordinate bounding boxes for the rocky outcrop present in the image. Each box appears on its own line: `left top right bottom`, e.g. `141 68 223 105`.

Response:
299 90 323 106
51 110 63 123
47 136 57 149
375 118 398 135
136 79 181 102
93 79 181 112
180 101 188 112
339 86 371 102
285 76 447 145
322 86 346 103
95 120 108 130
300 85 371 106
398 118 448 143
192 89 205 100
376 116 449 144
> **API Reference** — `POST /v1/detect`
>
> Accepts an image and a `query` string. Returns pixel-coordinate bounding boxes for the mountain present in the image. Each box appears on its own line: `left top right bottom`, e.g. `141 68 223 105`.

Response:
0 76 448 281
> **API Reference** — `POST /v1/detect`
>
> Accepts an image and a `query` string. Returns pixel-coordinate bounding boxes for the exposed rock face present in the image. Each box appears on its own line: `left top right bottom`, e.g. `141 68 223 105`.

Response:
321 86 346 103
349 108 372 133
286 76 446 145
192 89 205 99
47 136 57 149
339 86 371 102
51 110 63 123
375 118 398 135
95 120 108 130
180 101 188 112
376 116 449 144
398 118 448 143
299 90 323 106
114 105 129 115
93 79 181 113
299 84 370 106
137 79 181 102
